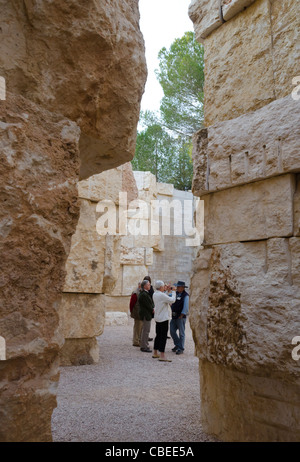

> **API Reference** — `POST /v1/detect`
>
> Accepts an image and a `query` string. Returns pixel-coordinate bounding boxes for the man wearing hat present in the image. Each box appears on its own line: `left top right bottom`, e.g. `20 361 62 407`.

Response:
170 281 189 355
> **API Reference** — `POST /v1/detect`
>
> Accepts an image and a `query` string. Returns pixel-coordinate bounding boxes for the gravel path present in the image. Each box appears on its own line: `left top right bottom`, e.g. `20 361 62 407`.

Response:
51 318 217 442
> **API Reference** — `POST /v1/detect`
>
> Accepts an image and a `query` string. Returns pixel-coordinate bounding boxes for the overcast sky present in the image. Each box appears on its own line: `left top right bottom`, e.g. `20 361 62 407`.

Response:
139 0 194 114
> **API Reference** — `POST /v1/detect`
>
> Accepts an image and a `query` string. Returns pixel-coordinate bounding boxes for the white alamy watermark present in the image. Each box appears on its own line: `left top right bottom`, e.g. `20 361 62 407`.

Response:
291 336 300 361
0 76 6 101
96 192 204 247
292 76 300 101
0 336 6 360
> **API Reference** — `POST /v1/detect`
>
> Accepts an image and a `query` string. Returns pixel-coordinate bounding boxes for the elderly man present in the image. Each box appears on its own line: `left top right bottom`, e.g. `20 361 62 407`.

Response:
152 281 176 362
170 281 189 355
138 279 155 352
129 282 142 347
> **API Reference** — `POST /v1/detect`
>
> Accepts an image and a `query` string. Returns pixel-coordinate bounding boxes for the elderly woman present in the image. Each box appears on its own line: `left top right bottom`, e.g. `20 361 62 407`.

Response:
152 280 176 362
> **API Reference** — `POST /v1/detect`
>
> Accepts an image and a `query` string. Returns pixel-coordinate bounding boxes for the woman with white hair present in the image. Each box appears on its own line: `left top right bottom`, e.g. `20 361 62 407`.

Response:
152 280 176 362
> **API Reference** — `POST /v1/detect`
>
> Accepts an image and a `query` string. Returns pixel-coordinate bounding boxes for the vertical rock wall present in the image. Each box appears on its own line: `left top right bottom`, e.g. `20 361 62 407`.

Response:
0 0 146 441
0 93 80 442
146 182 198 287
59 163 152 366
189 0 300 441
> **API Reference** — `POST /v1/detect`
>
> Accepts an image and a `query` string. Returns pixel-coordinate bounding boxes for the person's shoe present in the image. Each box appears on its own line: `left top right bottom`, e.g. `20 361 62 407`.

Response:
176 349 183 355
140 348 152 353
152 354 160 358
172 346 178 352
133 344 140 347
158 358 172 362
148 337 153 341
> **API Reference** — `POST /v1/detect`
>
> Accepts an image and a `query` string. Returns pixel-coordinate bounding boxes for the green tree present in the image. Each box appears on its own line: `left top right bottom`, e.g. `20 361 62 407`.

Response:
155 31 204 136
132 32 204 190
132 111 176 183
168 138 193 191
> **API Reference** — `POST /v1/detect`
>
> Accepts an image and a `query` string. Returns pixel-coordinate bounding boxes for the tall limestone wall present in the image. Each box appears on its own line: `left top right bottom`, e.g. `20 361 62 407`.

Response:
189 0 300 441
60 169 184 366
0 0 146 442
59 163 158 366
145 180 198 288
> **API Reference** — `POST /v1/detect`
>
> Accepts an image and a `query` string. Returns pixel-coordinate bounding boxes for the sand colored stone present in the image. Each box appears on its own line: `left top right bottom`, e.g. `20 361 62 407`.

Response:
59 338 100 367
203 174 295 245
59 293 105 339
63 199 106 293
0 92 80 442
103 295 131 313
190 0 300 442
192 96 300 196
190 239 300 375
105 312 129 326
198 0 299 126
199 359 300 442
78 162 138 205
0 0 146 442
0 0 147 179
189 0 257 41
59 167 159 365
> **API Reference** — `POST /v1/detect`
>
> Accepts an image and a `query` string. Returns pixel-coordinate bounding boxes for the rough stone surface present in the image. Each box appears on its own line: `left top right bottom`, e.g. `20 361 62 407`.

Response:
294 175 300 237
103 295 131 313
203 174 295 245
78 162 138 205
78 167 123 204
133 171 158 197
203 0 274 126
198 0 300 126
189 0 256 41
59 293 105 339
60 167 156 365
0 0 146 443
199 359 300 442
270 0 300 101
120 246 146 265
148 189 198 287
0 92 80 442
122 162 139 203
190 0 300 442
105 311 129 326
63 199 106 293
0 0 147 179
188 0 222 42
190 239 300 376
0 337 5 360
192 96 300 196
59 338 100 367
222 0 257 21
157 182 174 196
121 265 148 296
0 76 5 100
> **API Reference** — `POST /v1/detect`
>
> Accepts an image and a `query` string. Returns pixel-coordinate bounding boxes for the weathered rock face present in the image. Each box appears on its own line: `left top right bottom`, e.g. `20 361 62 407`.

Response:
0 92 80 441
0 0 147 179
147 186 198 288
189 0 257 41
190 0 300 126
60 169 200 366
59 164 154 366
0 0 146 442
189 0 300 442
192 96 300 196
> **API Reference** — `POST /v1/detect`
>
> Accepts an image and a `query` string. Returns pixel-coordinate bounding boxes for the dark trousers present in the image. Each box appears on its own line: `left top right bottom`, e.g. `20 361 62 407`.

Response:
154 320 169 353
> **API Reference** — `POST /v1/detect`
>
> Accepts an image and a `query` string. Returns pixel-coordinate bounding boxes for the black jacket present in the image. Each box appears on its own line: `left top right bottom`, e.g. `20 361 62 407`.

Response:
138 290 154 321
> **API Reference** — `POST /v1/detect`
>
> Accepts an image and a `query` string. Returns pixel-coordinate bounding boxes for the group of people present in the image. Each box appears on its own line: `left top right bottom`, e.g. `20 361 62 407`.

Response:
129 276 189 362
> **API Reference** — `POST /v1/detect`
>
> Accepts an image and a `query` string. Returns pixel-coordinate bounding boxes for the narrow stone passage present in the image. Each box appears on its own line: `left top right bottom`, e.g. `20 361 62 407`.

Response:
51 319 217 442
